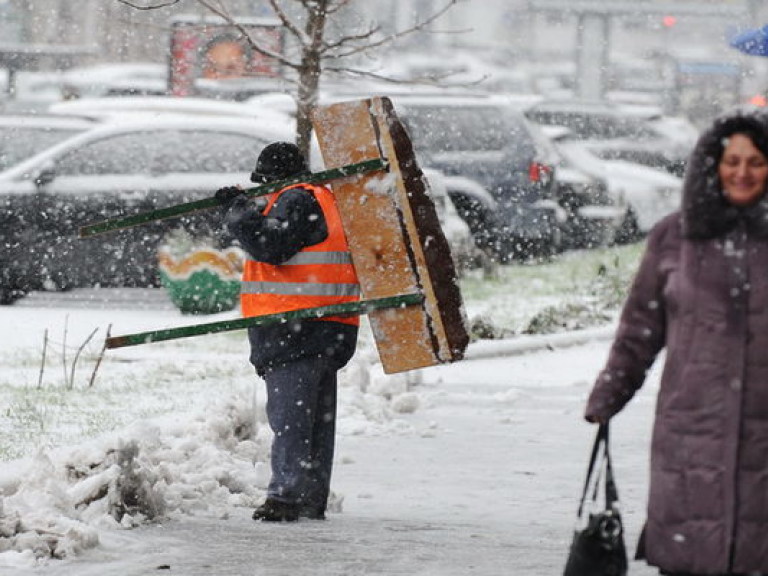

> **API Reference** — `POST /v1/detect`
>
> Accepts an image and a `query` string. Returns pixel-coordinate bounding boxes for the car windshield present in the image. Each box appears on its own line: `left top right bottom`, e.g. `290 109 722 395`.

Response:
0 126 85 171
586 144 683 175
526 110 656 140
401 105 534 154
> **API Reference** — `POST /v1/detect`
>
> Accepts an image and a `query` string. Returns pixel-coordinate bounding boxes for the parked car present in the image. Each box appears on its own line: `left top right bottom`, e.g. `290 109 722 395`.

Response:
0 114 98 171
553 135 682 242
422 169 479 273
534 125 624 249
0 114 293 304
552 162 624 249
48 96 291 125
390 95 562 261
58 63 169 100
523 99 696 177
441 174 503 257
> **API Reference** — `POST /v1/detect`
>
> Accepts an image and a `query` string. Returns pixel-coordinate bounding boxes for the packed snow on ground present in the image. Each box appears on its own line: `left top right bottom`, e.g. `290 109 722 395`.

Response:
0 269 655 573
0 302 422 567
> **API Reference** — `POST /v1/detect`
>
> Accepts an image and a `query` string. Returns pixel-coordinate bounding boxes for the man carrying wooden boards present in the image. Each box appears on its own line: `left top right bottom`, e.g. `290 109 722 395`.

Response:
215 141 360 522
95 96 468 523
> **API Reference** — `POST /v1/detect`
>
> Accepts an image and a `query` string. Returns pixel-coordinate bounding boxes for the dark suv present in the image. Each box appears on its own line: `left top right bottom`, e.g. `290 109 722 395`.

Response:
391 95 561 261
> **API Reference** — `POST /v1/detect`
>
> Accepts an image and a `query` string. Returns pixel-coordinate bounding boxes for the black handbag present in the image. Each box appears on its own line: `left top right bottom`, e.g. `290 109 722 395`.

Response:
563 423 628 576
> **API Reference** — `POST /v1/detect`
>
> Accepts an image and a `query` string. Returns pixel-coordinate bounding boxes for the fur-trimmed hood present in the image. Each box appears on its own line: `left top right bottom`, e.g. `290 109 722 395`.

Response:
681 112 768 239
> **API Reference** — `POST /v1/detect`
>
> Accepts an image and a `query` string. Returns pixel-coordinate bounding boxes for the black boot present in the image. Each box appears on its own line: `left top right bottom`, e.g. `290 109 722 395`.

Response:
252 499 299 522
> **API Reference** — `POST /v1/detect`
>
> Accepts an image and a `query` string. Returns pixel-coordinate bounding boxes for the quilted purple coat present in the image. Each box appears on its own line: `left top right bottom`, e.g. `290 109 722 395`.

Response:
586 113 768 575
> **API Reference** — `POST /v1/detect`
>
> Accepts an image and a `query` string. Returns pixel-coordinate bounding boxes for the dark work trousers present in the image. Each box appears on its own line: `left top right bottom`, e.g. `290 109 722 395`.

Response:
262 355 339 509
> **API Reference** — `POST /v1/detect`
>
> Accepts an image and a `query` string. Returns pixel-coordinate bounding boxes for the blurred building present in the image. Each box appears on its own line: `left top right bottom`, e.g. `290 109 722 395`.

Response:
1 0 767 122
2 0 265 62
2 1 765 61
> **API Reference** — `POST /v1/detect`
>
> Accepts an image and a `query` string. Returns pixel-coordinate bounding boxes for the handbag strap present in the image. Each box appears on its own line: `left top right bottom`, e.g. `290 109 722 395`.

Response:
576 423 620 518
603 424 620 508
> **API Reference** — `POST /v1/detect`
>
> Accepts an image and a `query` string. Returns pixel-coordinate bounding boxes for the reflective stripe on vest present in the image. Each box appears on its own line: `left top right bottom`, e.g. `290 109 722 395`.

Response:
241 281 360 297
281 251 353 265
240 182 360 326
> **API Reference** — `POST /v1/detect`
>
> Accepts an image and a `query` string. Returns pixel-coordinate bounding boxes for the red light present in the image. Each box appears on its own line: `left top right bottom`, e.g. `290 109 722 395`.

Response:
529 162 552 183
750 94 767 107
662 15 677 28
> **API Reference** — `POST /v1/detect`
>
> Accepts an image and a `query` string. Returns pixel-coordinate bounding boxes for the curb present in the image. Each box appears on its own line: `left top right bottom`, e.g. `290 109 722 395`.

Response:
463 323 617 361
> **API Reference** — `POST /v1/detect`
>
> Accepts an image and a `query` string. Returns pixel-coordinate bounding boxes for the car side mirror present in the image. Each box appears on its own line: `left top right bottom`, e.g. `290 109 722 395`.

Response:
33 165 56 189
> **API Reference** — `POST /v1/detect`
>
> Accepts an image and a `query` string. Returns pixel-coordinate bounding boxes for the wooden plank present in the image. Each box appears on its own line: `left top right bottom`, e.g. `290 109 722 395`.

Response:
105 294 423 349
312 97 469 373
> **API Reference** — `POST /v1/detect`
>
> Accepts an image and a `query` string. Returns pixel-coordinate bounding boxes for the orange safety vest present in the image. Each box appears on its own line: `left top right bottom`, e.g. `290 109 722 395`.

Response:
240 183 360 326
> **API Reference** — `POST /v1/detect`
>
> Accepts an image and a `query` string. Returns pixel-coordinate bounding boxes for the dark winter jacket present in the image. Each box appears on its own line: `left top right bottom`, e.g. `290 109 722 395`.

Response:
585 113 768 575
223 187 357 373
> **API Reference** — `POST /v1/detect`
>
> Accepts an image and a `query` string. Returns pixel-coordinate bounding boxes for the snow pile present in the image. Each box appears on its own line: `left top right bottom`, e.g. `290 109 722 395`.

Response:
0 394 266 562
0 347 414 566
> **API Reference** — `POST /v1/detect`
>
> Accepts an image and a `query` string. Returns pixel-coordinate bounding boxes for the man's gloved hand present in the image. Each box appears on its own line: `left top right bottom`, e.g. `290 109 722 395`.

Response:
215 186 245 207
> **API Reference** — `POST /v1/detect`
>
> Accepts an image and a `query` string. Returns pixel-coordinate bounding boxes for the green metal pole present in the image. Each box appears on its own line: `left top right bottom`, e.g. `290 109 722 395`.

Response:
105 293 422 349
79 157 388 238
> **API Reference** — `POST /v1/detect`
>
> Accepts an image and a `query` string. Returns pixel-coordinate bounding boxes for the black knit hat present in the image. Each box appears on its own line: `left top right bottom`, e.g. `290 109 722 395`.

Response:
251 142 309 183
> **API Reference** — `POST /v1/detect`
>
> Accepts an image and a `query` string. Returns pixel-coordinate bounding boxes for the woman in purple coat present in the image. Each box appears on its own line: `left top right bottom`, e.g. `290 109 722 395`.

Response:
585 112 768 576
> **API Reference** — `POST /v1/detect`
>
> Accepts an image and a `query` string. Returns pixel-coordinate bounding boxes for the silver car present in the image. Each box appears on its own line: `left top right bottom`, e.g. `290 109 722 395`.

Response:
0 113 292 303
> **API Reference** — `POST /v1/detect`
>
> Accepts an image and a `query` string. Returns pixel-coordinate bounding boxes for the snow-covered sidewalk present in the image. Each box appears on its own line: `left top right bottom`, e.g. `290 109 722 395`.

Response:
7 340 661 576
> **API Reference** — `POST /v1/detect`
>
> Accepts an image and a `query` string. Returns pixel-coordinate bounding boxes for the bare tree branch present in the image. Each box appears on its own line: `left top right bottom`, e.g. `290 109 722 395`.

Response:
267 0 307 45
119 0 466 160
62 314 69 386
325 65 488 87
399 0 462 36
69 328 99 390
88 324 112 389
116 0 182 9
193 0 300 69
329 25 472 60
38 328 48 389
325 0 354 16
321 23 381 53
321 0 465 60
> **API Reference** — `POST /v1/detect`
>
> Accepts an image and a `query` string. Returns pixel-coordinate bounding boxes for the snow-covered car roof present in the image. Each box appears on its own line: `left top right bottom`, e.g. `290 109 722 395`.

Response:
557 139 682 188
244 92 297 117
61 62 167 83
59 62 168 99
48 96 294 125
441 174 499 210
389 93 522 108
524 98 662 118
537 124 574 141
0 113 98 130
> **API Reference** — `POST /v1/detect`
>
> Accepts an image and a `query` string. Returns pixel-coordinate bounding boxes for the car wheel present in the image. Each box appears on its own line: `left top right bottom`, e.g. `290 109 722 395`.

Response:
0 283 26 305
615 208 641 245
42 265 75 293
0 265 27 304
0 287 13 305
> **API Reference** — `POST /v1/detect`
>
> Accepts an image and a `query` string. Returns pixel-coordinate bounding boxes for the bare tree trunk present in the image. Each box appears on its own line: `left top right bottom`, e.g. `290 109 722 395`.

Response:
295 0 328 161
296 61 320 160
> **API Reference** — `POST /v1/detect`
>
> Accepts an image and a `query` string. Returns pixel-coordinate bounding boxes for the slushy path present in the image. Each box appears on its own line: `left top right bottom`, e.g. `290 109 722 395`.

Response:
17 341 660 576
